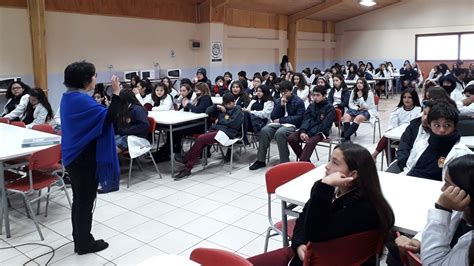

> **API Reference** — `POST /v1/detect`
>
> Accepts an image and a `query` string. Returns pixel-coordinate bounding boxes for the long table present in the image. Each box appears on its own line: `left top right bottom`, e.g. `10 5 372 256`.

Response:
0 123 60 238
275 165 442 246
147 110 208 178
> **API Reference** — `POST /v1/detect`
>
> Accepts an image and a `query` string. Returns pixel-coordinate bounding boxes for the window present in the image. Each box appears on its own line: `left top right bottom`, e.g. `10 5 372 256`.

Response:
415 32 474 61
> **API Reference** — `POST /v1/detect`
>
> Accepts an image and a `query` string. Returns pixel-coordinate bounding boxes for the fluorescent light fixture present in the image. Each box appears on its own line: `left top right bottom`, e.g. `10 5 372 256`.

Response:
360 0 376 7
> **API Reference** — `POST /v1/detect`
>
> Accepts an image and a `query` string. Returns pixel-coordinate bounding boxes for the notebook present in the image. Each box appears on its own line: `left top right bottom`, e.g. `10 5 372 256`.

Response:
22 137 61 148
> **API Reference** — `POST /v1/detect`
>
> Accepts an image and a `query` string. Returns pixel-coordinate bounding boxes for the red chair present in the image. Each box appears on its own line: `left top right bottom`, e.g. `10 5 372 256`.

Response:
11 121 26 127
314 108 343 162
395 232 421 266
0 117 9 124
264 162 316 252
143 103 153 111
32 124 55 134
303 229 384 266
190 248 252 266
5 145 71 240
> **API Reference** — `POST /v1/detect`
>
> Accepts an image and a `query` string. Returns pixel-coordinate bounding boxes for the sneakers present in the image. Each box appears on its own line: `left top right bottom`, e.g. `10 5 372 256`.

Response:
249 161 266 170
174 153 187 164
174 169 191 180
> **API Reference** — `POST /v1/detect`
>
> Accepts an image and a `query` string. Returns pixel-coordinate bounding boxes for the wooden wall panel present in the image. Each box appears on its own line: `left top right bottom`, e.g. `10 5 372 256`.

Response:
298 19 323 33
327 21 335 33
225 8 285 30
198 0 210 22
0 0 26 8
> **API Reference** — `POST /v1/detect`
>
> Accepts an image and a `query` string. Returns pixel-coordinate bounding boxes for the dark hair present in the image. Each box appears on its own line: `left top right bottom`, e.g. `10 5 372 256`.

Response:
278 80 293 92
334 143 395 235
464 84 474 95
130 76 141 87
428 100 459 126
93 89 108 105
439 63 449 75
238 71 247 78
224 71 233 79
313 85 327 96
352 78 370 101
267 72 278 88
137 80 148 94
397 88 421 108
63 61 96 90
180 78 194 89
253 72 261 78
215 75 224 83
240 79 248 89
253 84 273 102
24 88 54 123
333 74 348 91
161 77 174 93
222 92 235 104
292 73 307 91
230 81 250 103
142 78 153 94
253 75 264 84
280 55 289 69
151 82 169 106
347 63 358 79
427 86 456 106
262 71 269 77
6 81 31 99
117 88 145 129
366 62 374 71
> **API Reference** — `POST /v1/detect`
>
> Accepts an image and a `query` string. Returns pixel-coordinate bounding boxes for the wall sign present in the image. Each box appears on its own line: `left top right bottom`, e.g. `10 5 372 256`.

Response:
211 41 223 63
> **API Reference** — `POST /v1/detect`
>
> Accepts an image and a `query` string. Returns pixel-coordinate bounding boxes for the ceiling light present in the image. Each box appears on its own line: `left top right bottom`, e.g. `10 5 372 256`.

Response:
360 0 376 7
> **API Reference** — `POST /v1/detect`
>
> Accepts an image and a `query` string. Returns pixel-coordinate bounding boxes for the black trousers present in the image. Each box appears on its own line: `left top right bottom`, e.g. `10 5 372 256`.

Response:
66 141 98 251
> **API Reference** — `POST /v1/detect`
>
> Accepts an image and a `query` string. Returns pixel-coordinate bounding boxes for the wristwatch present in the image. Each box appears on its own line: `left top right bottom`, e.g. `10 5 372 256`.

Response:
435 203 452 213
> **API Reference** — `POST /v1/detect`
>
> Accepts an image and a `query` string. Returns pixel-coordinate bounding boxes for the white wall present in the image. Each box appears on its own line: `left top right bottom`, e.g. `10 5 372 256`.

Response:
335 0 474 67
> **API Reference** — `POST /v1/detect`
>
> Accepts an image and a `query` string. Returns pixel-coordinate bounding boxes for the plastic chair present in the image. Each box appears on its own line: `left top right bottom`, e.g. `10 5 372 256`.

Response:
264 162 316 252
120 117 162 188
361 94 382 143
143 103 153 111
314 108 343 162
190 248 252 266
0 117 10 124
395 232 421 266
217 124 247 174
11 121 26 128
303 229 384 266
32 124 55 134
4 145 71 240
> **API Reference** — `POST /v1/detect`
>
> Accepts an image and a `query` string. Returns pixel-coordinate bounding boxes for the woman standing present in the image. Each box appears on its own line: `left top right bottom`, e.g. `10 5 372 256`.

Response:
61 61 121 255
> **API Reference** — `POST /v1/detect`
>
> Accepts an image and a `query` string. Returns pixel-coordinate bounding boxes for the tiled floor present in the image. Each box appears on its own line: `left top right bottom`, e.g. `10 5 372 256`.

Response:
0 96 399 265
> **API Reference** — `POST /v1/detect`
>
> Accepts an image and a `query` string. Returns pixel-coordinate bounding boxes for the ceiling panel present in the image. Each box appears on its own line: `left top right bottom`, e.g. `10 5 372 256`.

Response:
307 0 400 21
226 0 324 15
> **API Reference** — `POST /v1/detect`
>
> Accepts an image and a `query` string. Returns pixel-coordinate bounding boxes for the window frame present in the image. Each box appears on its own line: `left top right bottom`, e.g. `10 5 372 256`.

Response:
415 31 474 62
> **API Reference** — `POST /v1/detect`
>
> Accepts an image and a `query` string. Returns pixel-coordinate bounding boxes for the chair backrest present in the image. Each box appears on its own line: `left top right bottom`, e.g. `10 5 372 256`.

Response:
11 121 26 128
190 248 252 266
144 103 153 111
29 144 62 171
32 124 55 134
0 117 10 124
147 116 156 146
265 162 315 194
374 94 379 106
407 250 422 266
334 108 342 122
303 229 384 266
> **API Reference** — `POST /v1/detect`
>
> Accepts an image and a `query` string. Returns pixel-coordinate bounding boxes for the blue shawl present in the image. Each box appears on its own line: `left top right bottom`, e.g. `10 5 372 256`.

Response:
60 91 120 191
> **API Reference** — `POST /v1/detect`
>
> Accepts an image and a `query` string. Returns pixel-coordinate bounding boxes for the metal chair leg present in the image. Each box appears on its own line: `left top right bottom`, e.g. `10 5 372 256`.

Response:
45 186 51 217
264 227 272 252
128 158 133 188
24 194 44 240
229 145 234 174
36 189 42 215
148 151 162 178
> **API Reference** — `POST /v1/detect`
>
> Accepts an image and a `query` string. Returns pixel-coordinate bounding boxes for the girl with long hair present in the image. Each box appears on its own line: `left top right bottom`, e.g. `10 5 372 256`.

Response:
244 84 274 134
133 80 153 106
374 63 392 97
230 81 251 108
248 143 395 266
161 76 178 97
292 72 310 108
21 88 54 128
328 74 350 115
2 81 31 120
280 55 293 72
151 82 174 111
346 64 359 81
174 83 195 110
342 78 377 142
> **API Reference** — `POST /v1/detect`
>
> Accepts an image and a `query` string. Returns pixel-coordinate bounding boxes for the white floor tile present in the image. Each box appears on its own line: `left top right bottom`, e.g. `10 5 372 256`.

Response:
202 176 239 188
162 179 201 191
181 197 224 215
207 225 259 251
133 200 177 219
138 185 179 200
89 223 122 240
0 242 23 262
52 252 109 266
205 188 243 204
95 233 145 261
237 235 283 257
206 205 251 224
154 208 201 228
113 244 164 265
97 188 136 203
228 194 268 212
113 194 155 210
233 212 270 235
92 204 130 223
124 220 174 243
1 254 37 266
182 183 220 197
159 191 200 207
180 216 227 239
102 211 150 232
226 180 263 194
148 229 202 255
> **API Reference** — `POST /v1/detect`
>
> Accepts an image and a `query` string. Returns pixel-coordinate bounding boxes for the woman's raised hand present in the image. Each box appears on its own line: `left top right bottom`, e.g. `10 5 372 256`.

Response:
111 75 121 96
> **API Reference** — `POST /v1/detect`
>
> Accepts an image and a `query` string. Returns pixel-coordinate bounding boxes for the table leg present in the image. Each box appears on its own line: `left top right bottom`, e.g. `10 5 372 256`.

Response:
203 118 208 167
387 138 392 166
281 200 289 247
0 162 11 237
169 125 175 178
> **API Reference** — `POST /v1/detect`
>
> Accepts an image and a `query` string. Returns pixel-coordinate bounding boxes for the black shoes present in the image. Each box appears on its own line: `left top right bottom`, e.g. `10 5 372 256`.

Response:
76 239 109 255
174 169 191 180
97 187 119 194
249 161 266 170
174 154 187 164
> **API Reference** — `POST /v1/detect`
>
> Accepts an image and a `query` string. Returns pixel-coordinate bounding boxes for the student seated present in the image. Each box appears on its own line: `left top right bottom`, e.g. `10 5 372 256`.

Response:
93 89 109 107
421 154 474 265
459 84 474 118
249 80 305 170
212 75 228 96
230 81 251 108
287 85 335 162
327 74 350 115
248 143 395 266
153 82 212 162
193 68 212 89
21 88 54 129
342 78 377 142
1 81 31 121
372 88 421 161
402 100 471 181
292 73 310 108
247 75 264 97
345 63 359 81
400 62 419 90
151 82 174 111
173 93 243 179
243 84 274 136
133 80 153 106
373 63 391 97
114 88 150 154
388 154 474 266
174 83 195 111
161 76 178 98
449 68 468 108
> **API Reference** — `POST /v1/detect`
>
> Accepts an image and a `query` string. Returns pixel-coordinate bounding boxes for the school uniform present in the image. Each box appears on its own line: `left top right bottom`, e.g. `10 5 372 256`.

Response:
232 93 250 108
292 86 310 108
347 90 378 124
174 91 196 111
450 78 465 108
114 104 149 151
151 94 174 111
135 93 153 106
256 95 305 163
327 87 350 114
21 103 50 129
246 99 274 133
2 94 30 120
288 99 335 162
400 68 418 83
345 73 359 81
212 84 228 96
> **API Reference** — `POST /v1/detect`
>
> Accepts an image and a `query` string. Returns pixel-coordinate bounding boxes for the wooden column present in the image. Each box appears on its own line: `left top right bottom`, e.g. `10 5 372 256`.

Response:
27 0 48 94
287 20 298 71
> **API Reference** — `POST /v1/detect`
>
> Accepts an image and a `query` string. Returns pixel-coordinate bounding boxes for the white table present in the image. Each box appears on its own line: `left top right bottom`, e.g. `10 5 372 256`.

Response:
460 136 474 149
138 255 199 266
0 123 60 238
211 96 223 105
148 110 208 178
384 124 410 163
373 76 395 98
275 165 442 246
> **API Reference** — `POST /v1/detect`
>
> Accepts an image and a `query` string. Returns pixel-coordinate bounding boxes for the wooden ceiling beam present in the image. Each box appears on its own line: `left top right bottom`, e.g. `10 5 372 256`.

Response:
289 0 342 23
212 0 229 9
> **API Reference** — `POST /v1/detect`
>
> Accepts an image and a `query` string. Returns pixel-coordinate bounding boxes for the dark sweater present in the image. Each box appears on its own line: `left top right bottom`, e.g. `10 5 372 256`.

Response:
185 95 213 113
291 181 379 266
299 99 336 138
211 106 244 139
327 88 350 110
397 117 424 169
271 95 305 128
115 104 149 139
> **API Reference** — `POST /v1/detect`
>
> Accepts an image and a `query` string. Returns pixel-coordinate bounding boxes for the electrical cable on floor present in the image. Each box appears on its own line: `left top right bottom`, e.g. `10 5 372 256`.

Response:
0 241 73 266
